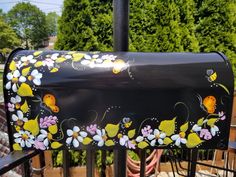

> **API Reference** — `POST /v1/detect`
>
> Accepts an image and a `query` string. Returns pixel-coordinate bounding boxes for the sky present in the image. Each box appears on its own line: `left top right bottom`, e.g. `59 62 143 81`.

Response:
0 0 64 15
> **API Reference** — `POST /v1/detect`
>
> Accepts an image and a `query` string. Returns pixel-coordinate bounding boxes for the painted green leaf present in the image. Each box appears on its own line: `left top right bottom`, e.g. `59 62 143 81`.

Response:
137 141 149 149
13 143 22 150
105 124 119 138
105 140 115 146
23 116 39 136
9 61 16 71
72 53 84 62
128 129 136 139
186 133 204 148
207 118 218 127
163 137 173 145
159 117 176 136
20 100 29 113
50 68 59 73
33 51 43 56
22 67 31 76
56 57 67 63
34 61 43 67
51 142 63 149
197 118 204 126
48 124 58 135
17 83 34 97
180 122 188 132
83 137 93 145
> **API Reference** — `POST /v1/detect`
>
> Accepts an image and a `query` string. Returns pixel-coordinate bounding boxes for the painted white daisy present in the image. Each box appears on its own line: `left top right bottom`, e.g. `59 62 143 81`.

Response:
14 130 34 148
101 54 117 61
81 54 99 66
37 129 53 148
66 126 87 148
93 129 107 147
21 55 37 65
210 125 219 136
171 132 187 147
28 69 42 85
6 70 26 92
12 110 28 125
147 129 166 146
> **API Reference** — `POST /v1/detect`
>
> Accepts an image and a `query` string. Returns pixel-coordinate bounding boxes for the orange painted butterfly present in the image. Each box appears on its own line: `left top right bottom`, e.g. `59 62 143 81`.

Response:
203 96 216 114
43 94 59 113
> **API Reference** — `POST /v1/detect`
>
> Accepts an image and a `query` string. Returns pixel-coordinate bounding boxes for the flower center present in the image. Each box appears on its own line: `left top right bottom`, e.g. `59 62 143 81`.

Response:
12 77 18 83
22 134 28 140
17 120 23 126
47 133 53 140
155 134 160 139
28 75 34 81
15 103 21 109
72 132 78 138
102 135 107 141
179 132 186 138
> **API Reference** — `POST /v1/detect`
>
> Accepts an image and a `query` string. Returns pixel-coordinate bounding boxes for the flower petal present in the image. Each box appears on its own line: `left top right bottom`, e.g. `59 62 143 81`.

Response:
175 138 181 146
180 138 187 144
13 70 20 78
73 138 79 147
44 139 49 147
158 138 164 145
6 82 11 90
136 136 144 142
17 110 23 119
33 79 41 85
150 139 156 146
93 135 102 141
19 76 26 83
147 134 155 141
98 140 104 147
7 73 13 80
79 131 87 137
66 137 72 145
73 126 80 132
12 84 18 92
171 134 179 141
67 129 73 136
12 114 18 121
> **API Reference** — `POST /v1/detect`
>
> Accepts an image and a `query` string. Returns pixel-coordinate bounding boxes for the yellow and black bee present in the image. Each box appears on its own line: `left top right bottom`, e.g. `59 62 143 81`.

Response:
206 69 217 82
121 117 132 128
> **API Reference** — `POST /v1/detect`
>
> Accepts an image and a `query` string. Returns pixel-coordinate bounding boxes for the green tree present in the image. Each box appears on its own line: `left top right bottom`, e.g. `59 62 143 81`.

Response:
0 18 20 49
7 2 49 49
196 0 236 84
46 12 59 36
0 9 6 21
55 0 113 51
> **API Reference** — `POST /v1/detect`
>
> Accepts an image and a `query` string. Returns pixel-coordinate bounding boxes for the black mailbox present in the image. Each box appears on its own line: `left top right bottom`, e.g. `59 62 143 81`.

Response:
3 50 234 151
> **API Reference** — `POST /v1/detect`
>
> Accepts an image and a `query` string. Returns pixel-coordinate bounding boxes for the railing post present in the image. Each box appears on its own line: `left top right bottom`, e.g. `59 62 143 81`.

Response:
113 0 129 176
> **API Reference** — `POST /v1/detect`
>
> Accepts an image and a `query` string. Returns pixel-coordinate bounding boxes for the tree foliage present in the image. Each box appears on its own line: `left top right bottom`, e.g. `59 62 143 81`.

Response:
46 12 59 36
7 2 49 49
55 0 113 51
56 0 236 83
0 18 20 49
196 0 236 85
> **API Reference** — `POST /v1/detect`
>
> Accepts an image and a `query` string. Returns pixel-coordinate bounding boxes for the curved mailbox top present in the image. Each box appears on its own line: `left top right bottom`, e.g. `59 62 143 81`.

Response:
3 50 234 150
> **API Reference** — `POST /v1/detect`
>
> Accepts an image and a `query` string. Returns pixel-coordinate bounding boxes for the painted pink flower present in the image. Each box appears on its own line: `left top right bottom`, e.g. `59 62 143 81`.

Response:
200 129 212 140
141 125 153 137
34 139 46 150
218 111 226 120
40 116 58 128
7 103 15 112
86 124 97 135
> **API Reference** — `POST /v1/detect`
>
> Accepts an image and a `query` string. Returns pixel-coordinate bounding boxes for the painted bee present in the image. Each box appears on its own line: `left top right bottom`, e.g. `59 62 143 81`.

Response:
206 69 217 82
121 117 132 128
